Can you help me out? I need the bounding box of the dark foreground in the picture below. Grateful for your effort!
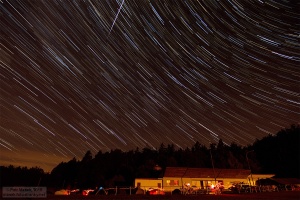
[43,191,300,200]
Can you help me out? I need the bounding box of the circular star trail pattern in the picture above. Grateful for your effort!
[0,0,299,171]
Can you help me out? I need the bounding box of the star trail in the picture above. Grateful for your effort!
[0,0,299,171]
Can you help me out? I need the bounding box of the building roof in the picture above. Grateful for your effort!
[217,168,250,179]
[271,178,300,185]
[164,167,187,177]
[164,167,250,179]
[135,178,163,180]
[251,174,275,179]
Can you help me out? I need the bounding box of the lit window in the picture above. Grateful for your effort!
[166,180,170,186]
[174,180,179,186]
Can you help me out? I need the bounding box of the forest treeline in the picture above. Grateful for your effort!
[1,124,299,189]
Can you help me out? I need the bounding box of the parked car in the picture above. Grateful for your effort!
[228,183,250,193]
[54,189,70,195]
[82,189,95,196]
[147,188,165,195]
[70,189,80,195]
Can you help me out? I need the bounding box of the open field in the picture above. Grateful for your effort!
[44,191,300,200]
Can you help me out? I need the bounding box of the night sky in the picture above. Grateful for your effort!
[1,0,299,172]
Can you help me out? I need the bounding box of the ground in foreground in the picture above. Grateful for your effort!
[45,191,300,200]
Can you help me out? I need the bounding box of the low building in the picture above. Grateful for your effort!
[134,167,276,193]
[271,178,300,190]
[250,174,275,185]
[134,178,163,191]
[163,167,251,192]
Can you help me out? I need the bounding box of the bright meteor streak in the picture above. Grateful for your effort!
[108,0,125,36]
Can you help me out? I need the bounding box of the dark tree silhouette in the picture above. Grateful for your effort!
[0,165,45,187]
[1,124,299,188]
[252,124,300,178]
